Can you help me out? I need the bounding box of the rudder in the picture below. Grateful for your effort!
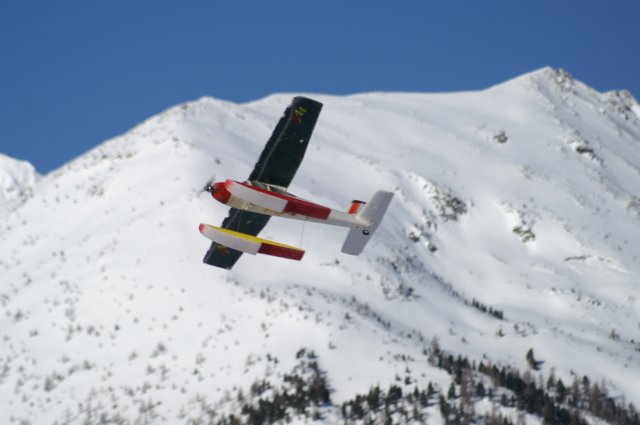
[341,190,393,255]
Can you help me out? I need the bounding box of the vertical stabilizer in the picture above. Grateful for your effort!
[341,191,393,255]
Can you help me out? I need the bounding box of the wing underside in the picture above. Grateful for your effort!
[248,96,323,188]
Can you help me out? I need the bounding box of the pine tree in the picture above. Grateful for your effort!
[427,382,435,397]
[476,382,486,398]
[429,336,441,365]
[367,385,381,411]
[590,382,602,416]
[420,388,429,407]
[546,369,556,390]
[460,369,475,424]
[526,348,538,370]
[448,382,456,400]
[556,379,566,404]
[439,394,450,422]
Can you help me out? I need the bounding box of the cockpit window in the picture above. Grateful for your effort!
[247,180,290,195]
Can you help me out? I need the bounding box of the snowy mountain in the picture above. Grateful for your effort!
[0,153,39,216]
[1,67,639,424]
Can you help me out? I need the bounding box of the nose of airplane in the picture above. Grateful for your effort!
[211,181,231,204]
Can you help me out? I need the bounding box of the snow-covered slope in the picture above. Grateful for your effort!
[0,153,39,215]
[1,67,639,424]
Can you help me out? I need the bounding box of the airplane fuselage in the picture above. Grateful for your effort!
[210,179,370,229]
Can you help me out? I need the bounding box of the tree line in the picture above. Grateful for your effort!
[211,344,639,425]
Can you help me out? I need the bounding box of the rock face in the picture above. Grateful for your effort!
[1,68,639,424]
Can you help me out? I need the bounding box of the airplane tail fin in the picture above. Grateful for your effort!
[341,190,394,255]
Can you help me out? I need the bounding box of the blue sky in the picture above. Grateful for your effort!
[1,0,639,174]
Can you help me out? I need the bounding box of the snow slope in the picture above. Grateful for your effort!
[1,67,639,424]
[0,153,39,216]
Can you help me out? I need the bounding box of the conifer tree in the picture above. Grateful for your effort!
[526,348,538,370]
[448,382,456,400]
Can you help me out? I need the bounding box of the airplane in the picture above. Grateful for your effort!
[199,96,393,270]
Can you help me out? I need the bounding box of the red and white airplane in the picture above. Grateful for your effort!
[199,97,393,269]
[201,179,393,260]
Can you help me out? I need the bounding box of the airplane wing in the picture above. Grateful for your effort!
[248,96,323,188]
[202,95,323,269]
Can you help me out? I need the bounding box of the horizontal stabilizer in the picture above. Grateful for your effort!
[341,190,393,255]
[199,224,304,261]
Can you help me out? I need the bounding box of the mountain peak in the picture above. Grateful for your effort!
[1,71,640,424]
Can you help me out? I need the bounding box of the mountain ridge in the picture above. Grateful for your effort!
[1,67,639,424]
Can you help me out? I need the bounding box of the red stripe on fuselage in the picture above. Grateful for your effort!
[283,199,331,219]
[233,180,331,220]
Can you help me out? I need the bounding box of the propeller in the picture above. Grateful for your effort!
[203,174,216,193]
